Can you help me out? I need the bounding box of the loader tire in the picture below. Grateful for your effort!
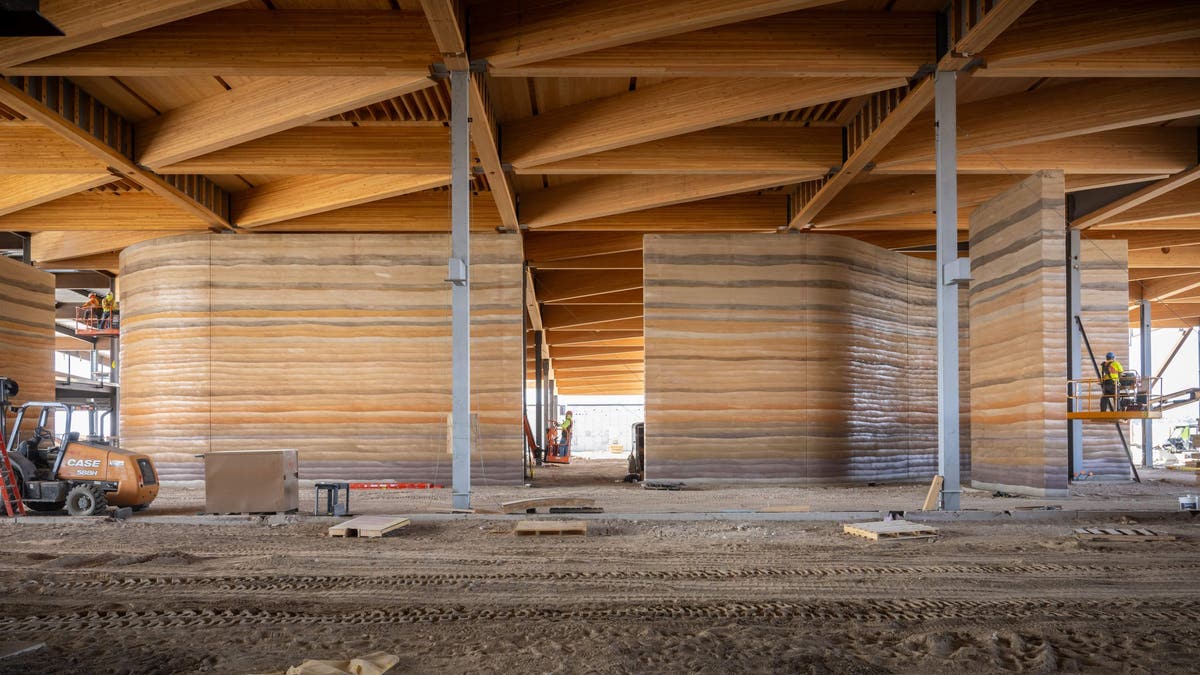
[65,484,108,516]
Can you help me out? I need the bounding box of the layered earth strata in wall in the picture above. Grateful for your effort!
[119,233,523,483]
[969,170,1069,497]
[643,232,955,483]
[0,257,54,440]
[1080,240,1131,478]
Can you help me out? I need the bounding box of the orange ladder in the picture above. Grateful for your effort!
[0,438,25,516]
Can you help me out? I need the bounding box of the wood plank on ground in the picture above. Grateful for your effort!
[843,520,939,541]
[514,520,588,536]
[757,505,812,513]
[1073,527,1176,542]
[328,515,410,538]
[922,475,944,511]
[501,497,596,514]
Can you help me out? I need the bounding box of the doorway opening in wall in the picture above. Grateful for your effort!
[524,394,644,489]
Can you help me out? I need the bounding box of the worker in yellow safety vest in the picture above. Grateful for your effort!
[100,292,117,329]
[1100,351,1123,412]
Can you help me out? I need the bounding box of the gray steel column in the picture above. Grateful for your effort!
[935,69,961,511]
[1067,230,1083,477]
[1140,299,1152,467]
[534,331,544,444]
[449,70,471,510]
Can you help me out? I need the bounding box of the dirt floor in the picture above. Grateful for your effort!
[2,459,1200,674]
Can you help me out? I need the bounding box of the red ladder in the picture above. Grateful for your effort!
[0,437,26,517]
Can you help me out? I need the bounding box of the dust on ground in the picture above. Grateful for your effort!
[2,459,1199,674]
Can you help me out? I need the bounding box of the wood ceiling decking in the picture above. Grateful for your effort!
[1,0,1199,395]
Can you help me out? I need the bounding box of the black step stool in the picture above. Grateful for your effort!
[314,482,351,516]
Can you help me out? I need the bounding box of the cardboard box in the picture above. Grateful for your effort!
[203,449,299,513]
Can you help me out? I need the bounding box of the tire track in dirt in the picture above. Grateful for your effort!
[3,598,1198,632]
[5,560,1195,596]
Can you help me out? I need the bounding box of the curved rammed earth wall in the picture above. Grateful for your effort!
[643,233,956,483]
[0,257,55,438]
[119,233,523,483]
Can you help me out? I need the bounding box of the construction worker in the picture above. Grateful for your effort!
[1100,352,1123,412]
[80,293,101,327]
[559,410,573,443]
[100,291,117,329]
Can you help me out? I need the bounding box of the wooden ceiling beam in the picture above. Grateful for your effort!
[524,173,806,229]
[1129,248,1200,270]
[1130,268,1200,283]
[789,76,934,229]
[982,0,1200,68]
[5,11,436,75]
[0,123,108,173]
[1131,273,1200,302]
[948,0,1039,58]
[813,174,1149,228]
[541,305,642,330]
[491,11,934,78]
[1086,232,1200,252]
[1091,215,1200,231]
[551,345,644,360]
[0,76,230,228]
[0,174,116,216]
[5,11,437,76]
[233,174,450,229]
[1073,166,1200,231]
[541,194,786,232]
[135,76,435,169]
[34,253,119,273]
[158,127,449,175]
[524,232,644,262]
[816,210,969,232]
[419,1,519,230]
[876,79,1200,170]
[503,77,905,170]
[977,38,1200,78]
[0,191,211,231]
[544,330,643,346]
[529,251,644,270]
[874,127,1197,176]
[251,192,501,232]
[30,231,169,264]
[523,127,841,175]
[1086,180,1200,228]
[543,289,644,306]
[547,359,644,371]
[472,0,844,69]
[0,0,244,68]
[535,269,644,303]
[813,174,1021,228]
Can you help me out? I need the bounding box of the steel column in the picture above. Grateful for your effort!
[1067,230,1083,477]
[1140,299,1152,467]
[935,69,961,511]
[449,70,471,510]
[534,331,544,445]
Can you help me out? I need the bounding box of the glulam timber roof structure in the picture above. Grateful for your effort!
[1,0,1199,395]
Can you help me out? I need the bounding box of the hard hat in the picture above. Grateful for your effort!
[1106,352,1115,360]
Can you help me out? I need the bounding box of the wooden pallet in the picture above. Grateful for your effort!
[1073,527,1176,542]
[328,515,410,538]
[843,520,939,541]
[514,520,587,536]
[501,497,596,514]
